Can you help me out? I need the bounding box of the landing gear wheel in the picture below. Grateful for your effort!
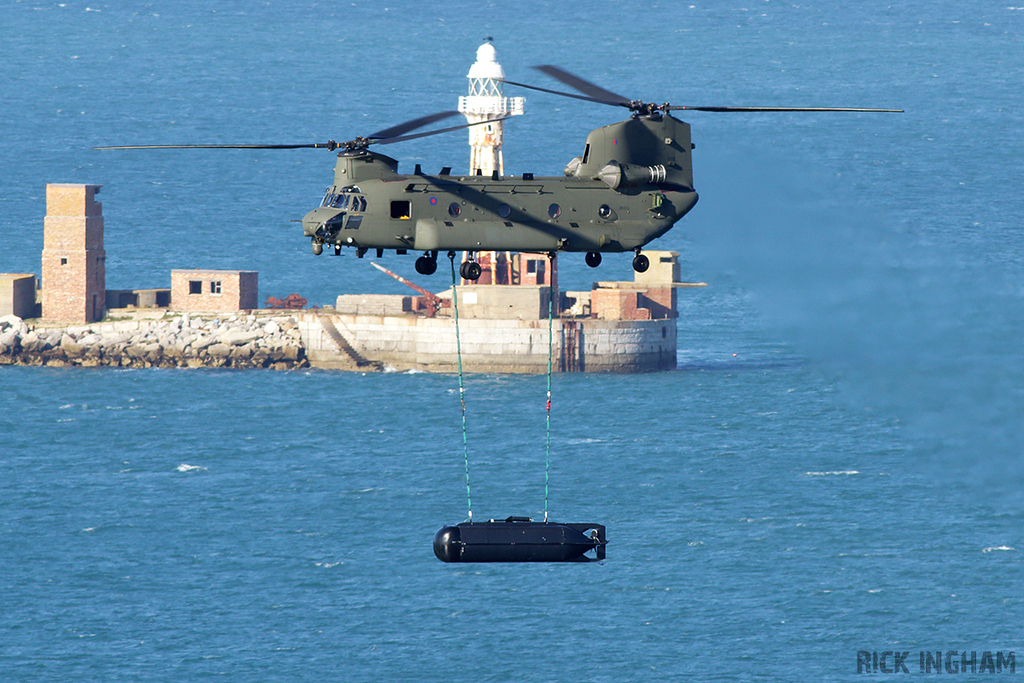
[460,260,482,281]
[312,241,323,256]
[415,255,438,275]
[632,253,650,273]
[585,252,602,268]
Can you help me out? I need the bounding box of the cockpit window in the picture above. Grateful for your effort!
[322,188,364,210]
[582,143,591,164]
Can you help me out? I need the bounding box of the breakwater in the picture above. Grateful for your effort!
[0,306,678,373]
[0,312,307,369]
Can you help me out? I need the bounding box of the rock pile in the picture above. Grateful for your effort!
[0,313,308,369]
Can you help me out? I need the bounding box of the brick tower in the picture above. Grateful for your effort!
[41,184,106,322]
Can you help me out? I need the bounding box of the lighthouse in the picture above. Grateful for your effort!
[458,39,524,176]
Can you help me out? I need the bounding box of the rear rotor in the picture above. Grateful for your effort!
[502,64,903,116]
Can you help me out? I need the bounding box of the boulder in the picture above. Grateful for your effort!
[0,330,19,349]
[61,334,84,358]
[218,329,263,346]
[20,331,40,351]
[191,335,215,351]
[0,314,24,330]
[207,343,232,358]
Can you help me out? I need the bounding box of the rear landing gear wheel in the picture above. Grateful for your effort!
[585,252,602,268]
[632,253,650,273]
[415,255,438,275]
[460,260,482,281]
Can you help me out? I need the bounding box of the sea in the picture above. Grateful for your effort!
[2,1,1023,680]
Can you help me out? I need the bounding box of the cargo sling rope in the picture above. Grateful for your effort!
[447,251,556,522]
[448,251,473,522]
[436,252,607,563]
[543,253,554,523]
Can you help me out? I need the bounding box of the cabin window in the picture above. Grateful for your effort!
[391,200,411,219]
[548,204,561,219]
[498,204,511,218]
[449,202,461,218]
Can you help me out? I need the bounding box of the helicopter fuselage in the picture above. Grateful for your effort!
[302,113,699,261]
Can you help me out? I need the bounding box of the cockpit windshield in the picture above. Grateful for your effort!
[321,186,366,211]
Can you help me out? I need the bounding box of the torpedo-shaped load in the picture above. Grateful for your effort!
[433,516,607,563]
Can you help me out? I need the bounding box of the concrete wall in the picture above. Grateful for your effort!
[335,294,411,316]
[634,250,680,285]
[453,284,552,320]
[107,288,171,309]
[0,274,38,318]
[299,312,675,373]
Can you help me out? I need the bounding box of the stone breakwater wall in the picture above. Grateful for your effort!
[0,312,307,369]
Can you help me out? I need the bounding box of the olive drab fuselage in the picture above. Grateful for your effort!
[302,113,699,256]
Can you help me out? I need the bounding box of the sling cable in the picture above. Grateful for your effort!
[433,251,607,563]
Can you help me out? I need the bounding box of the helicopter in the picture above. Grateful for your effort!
[98,65,901,281]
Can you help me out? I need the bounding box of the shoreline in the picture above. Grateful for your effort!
[0,310,308,370]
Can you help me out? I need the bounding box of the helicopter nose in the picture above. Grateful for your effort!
[302,207,345,238]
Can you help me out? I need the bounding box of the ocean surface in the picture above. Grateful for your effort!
[3,1,1023,680]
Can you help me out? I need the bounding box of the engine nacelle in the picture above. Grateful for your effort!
[598,162,668,190]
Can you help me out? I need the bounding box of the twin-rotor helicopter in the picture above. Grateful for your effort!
[98,65,900,281]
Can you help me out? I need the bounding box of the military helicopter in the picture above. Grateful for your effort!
[98,65,900,281]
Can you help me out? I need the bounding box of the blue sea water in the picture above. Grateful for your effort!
[2,1,1024,680]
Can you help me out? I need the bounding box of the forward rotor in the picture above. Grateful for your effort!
[95,111,508,152]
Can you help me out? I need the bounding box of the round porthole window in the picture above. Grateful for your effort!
[548,203,561,219]
[498,203,511,218]
[598,204,612,219]
[448,202,461,218]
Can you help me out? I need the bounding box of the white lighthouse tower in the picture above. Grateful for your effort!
[458,39,524,176]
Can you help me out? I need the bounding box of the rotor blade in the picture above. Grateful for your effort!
[368,110,461,140]
[94,142,337,150]
[532,65,632,107]
[500,77,630,108]
[665,105,904,113]
[371,116,509,145]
